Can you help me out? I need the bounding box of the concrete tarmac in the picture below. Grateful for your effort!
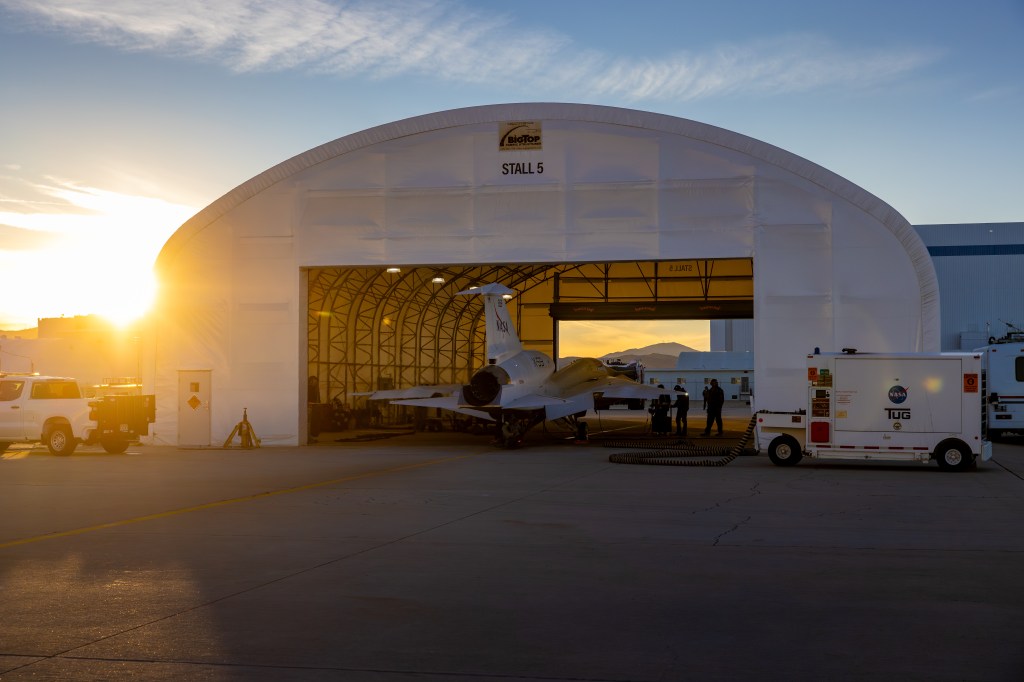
[2,418,1024,681]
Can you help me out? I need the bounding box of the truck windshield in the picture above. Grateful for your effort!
[30,382,82,399]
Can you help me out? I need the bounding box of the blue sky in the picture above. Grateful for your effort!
[0,0,1022,345]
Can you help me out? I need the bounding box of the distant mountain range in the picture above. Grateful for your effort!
[561,341,698,369]
[602,341,697,358]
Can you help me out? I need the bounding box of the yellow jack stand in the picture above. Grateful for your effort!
[224,408,261,449]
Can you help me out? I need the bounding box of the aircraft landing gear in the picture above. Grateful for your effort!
[496,412,543,448]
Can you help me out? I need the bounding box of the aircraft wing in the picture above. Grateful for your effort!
[390,396,494,421]
[501,393,571,410]
[536,377,669,421]
[553,375,670,403]
[590,377,671,401]
[355,384,462,400]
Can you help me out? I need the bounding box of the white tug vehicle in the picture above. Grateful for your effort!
[757,349,991,472]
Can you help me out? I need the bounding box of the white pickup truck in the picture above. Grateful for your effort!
[0,374,155,455]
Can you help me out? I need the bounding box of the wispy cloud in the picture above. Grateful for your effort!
[2,0,940,101]
[0,176,194,243]
[966,84,1020,103]
[588,36,941,101]
[0,223,60,250]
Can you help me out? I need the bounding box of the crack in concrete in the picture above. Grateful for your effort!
[713,514,752,546]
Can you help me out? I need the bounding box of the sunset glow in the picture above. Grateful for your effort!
[0,180,195,329]
[559,320,711,357]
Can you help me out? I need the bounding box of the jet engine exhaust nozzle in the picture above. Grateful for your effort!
[463,367,505,406]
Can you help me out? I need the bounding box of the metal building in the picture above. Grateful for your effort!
[916,222,1024,350]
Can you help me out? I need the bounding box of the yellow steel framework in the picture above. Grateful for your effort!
[306,259,752,404]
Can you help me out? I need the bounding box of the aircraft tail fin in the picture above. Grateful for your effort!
[457,283,521,362]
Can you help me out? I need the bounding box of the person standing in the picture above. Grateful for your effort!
[673,385,689,436]
[650,385,671,435]
[702,385,709,411]
[702,378,725,436]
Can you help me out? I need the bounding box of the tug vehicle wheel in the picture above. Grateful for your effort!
[768,434,802,466]
[935,440,975,472]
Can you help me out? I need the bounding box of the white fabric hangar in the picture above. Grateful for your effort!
[151,103,938,447]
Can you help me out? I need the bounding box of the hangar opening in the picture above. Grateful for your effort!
[306,259,753,417]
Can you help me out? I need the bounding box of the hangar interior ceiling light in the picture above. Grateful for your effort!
[386,267,401,274]
[432,276,445,284]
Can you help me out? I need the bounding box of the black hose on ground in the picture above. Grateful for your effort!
[607,414,758,467]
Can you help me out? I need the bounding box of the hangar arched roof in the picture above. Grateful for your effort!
[157,103,936,319]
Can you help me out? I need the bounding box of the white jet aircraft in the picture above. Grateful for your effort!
[362,283,672,447]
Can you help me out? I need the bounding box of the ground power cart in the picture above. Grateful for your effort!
[758,351,992,471]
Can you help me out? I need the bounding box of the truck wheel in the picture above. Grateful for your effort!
[100,437,130,454]
[768,434,802,466]
[935,440,975,472]
[46,425,78,456]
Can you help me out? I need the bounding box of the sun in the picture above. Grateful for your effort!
[95,271,159,327]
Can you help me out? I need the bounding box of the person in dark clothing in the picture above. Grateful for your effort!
[673,385,689,436]
[651,385,672,435]
[702,385,709,411]
[702,378,725,436]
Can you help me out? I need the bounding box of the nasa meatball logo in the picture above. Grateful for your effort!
[888,385,908,404]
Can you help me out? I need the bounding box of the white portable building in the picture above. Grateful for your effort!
[645,352,754,402]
